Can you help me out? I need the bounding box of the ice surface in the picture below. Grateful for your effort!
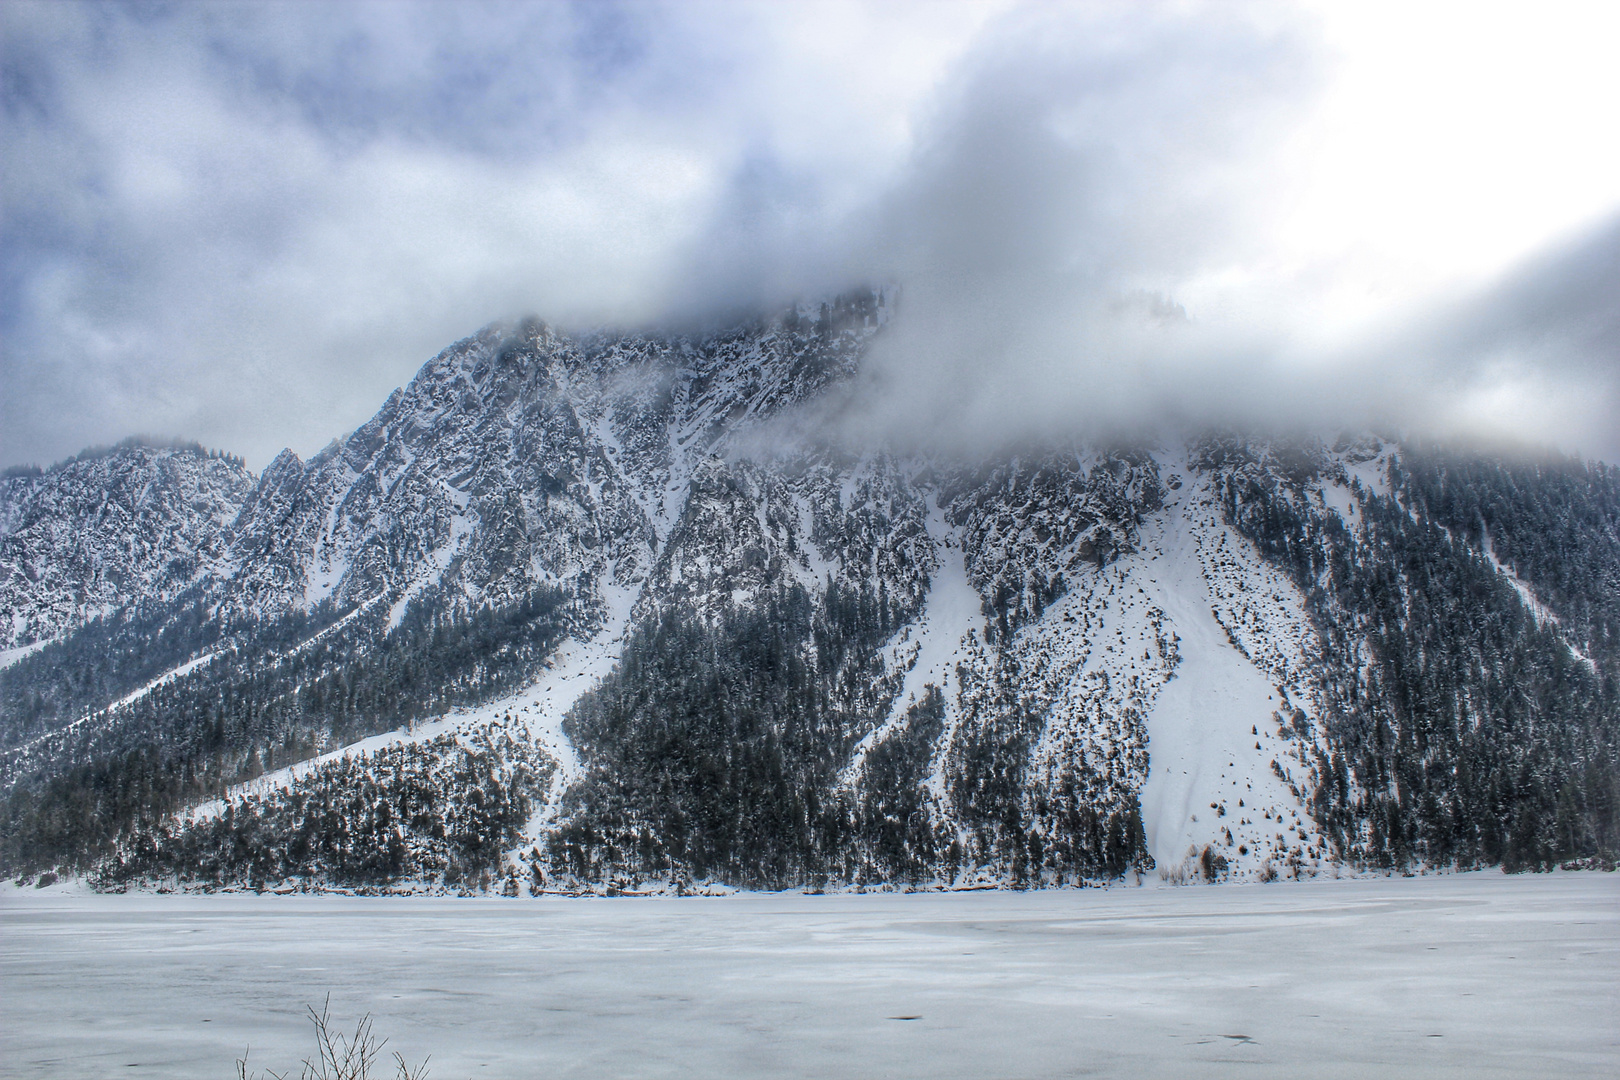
[2,873,1615,1079]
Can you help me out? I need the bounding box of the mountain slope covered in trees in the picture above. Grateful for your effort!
[3,292,1615,891]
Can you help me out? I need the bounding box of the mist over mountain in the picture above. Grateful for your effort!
[2,293,1615,893]
[5,2,1618,471]
[3,1,1615,894]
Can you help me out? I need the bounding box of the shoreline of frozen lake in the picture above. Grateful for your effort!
[3,872,1616,1079]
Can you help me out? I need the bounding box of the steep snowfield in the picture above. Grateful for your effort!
[512,580,638,831]
[1136,466,1315,880]
[901,507,981,704]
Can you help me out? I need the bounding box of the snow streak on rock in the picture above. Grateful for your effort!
[0,443,253,648]
[1137,459,1323,882]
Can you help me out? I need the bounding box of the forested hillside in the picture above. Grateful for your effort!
[1206,437,1619,873]
[2,298,1614,891]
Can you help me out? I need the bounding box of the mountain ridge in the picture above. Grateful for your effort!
[3,291,1616,891]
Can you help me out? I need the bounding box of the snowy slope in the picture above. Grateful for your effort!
[851,496,981,784]
[1136,461,1321,881]
[9,296,1614,892]
[0,443,254,648]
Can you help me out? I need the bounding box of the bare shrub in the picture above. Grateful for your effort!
[236,997,429,1080]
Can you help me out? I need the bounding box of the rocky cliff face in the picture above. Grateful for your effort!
[2,291,1615,890]
[214,294,886,628]
[0,443,254,651]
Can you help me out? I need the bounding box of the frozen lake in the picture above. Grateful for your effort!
[3,873,1616,1079]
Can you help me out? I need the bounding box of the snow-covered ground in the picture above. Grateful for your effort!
[3,872,1614,1079]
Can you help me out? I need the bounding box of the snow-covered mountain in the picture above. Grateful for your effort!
[0,441,254,654]
[2,290,1616,891]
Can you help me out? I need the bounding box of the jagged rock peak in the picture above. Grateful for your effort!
[0,441,256,649]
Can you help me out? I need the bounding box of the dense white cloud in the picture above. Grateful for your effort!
[2,0,1616,470]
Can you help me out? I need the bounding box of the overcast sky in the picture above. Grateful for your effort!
[3,0,1617,470]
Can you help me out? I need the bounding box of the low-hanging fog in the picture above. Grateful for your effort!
[3,0,1617,470]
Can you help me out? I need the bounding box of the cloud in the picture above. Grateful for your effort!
[1,1,725,468]
[2,0,992,469]
[2,0,1616,472]
[821,3,1322,451]
[1366,215,1620,463]
[789,2,1620,464]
